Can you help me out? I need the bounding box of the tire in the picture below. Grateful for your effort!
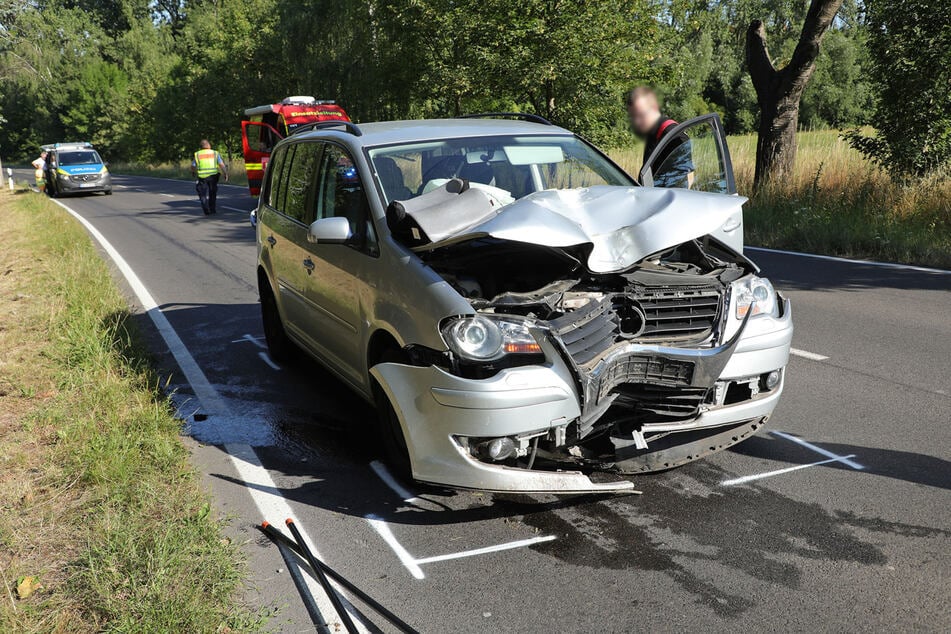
[260,281,294,363]
[104,189,112,195]
[373,350,412,478]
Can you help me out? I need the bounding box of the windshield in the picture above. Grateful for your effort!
[58,150,102,166]
[367,135,633,205]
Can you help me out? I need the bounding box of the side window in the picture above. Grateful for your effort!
[266,145,291,210]
[283,143,320,223]
[314,144,376,252]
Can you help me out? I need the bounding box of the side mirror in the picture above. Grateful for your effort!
[307,216,352,244]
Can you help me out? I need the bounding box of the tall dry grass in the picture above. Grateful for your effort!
[609,130,951,269]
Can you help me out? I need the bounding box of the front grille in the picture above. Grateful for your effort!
[549,284,723,367]
[635,286,721,342]
[72,174,99,182]
[613,384,709,420]
[596,355,694,400]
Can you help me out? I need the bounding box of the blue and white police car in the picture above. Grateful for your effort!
[43,142,112,197]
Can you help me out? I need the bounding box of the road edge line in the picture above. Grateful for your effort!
[745,246,951,275]
[49,197,361,632]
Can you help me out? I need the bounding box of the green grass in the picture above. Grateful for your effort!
[609,129,951,269]
[0,190,263,632]
[113,159,249,189]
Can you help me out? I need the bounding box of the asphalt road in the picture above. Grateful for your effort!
[19,172,951,633]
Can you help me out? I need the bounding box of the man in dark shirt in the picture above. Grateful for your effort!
[626,86,694,188]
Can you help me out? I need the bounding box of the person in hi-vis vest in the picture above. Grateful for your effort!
[190,139,228,215]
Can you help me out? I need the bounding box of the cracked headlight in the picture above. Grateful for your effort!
[441,316,542,361]
[732,276,779,319]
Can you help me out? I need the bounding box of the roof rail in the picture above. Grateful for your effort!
[458,112,554,126]
[290,120,363,137]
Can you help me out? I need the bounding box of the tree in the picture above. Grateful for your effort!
[845,0,951,176]
[745,0,842,187]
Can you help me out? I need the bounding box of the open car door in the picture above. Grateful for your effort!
[639,113,743,253]
[241,120,284,196]
[639,113,736,195]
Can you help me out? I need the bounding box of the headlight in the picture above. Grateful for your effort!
[732,276,779,319]
[441,316,542,361]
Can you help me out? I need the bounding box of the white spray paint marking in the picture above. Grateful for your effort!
[369,460,422,504]
[790,348,830,361]
[365,513,556,580]
[366,515,425,579]
[51,198,357,632]
[258,351,281,371]
[771,430,865,470]
[414,536,557,565]
[231,334,265,347]
[721,455,858,486]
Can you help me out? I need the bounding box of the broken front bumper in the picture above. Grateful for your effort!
[371,297,792,493]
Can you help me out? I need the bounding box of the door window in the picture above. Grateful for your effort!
[266,144,292,210]
[282,143,320,223]
[640,114,736,194]
[314,144,376,251]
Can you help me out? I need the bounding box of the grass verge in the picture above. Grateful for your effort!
[0,190,261,632]
[610,129,951,269]
[113,159,249,189]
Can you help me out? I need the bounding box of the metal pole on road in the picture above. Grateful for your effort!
[285,518,359,634]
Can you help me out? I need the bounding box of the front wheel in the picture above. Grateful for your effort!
[260,282,294,363]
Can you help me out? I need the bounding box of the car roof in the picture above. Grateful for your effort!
[290,118,575,147]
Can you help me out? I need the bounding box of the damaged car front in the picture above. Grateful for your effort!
[359,116,793,493]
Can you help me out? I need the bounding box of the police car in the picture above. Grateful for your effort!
[43,142,112,197]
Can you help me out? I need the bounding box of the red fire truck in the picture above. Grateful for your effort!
[241,96,350,196]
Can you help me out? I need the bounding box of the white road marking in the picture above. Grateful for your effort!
[258,351,281,371]
[413,536,557,565]
[789,348,829,361]
[160,193,176,197]
[771,430,865,470]
[50,198,357,632]
[366,515,425,579]
[369,460,422,504]
[222,205,254,213]
[721,455,858,486]
[366,512,556,580]
[233,333,266,348]
[746,246,951,275]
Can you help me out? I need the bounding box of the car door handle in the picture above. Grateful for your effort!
[266,235,277,247]
[302,258,315,272]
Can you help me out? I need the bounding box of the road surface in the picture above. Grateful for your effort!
[18,172,951,632]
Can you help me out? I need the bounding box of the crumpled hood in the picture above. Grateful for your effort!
[419,185,746,273]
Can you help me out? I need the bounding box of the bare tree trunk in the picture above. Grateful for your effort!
[746,0,843,188]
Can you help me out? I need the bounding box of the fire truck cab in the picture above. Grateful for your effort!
[241,96,350,196]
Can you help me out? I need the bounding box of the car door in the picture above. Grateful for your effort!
[299,142,380,388]
[639,113,744,252]
[260,143,320,340]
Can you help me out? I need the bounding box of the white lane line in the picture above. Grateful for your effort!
[366,515,425,579]
[258,351,281,371]
[789,348,829,361]
[369,460,422,504]
[222,205,254,213]
[413,536,557,565]
[160,193,176,197]
[746,246,951,275]
[366,511,556,580]
[721,455,858,486]
[771,430,865,470]
[50,198,356,632]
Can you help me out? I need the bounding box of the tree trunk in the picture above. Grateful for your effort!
[746,0,843,188]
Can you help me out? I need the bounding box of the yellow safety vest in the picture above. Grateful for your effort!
[194,149,220,178]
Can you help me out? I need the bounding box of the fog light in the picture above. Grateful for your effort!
[482,437,516,461]
[764,370,781,390]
